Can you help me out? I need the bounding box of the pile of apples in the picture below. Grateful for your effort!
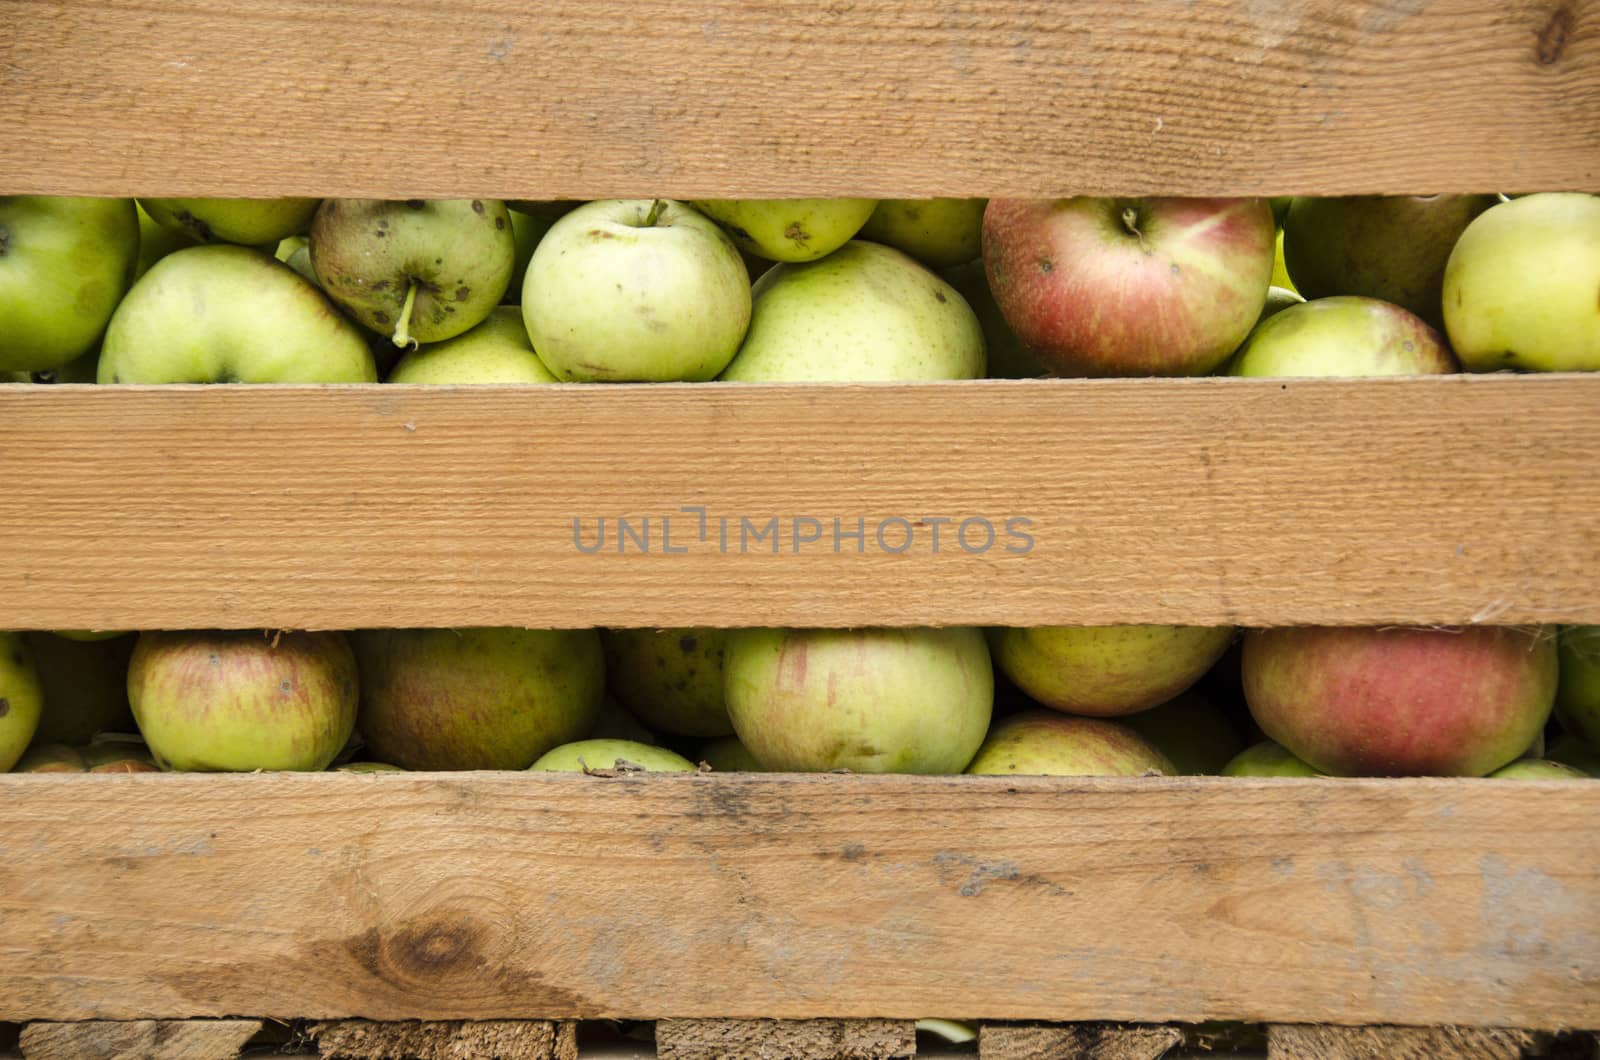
[2,190,1597,384]
[2,622,1598,781]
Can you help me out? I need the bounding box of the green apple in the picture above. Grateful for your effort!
[724,627,992,774]
[311,198,515,347]
[354,628,603,771]
[1269,228,1295,292]
[721,241,985,381]
[941,260,1046,378]
[1489,758,1589,780]
[698,734,767,772]
[1118,691,1243,775]
[98,245,377,383]
[1222,740,1323,777]
[1555,625,1600,747]
[135,201,197,279]
[989,625,1234,717]
[140,197,320,246]
[387,306,559,384]
[857,198,985,268]
[128,630,358,772]
[12,743,86,773]
[530,738,694,773]
[1548,736,1600,776]
[274,235,318,285]
[693,197,877,262]
[502,209,556,306]
[1,196,139,372]
[966,710,1173,776]
[0,632,45,772]
[601,627,733,738]
[522,199,751,381]
[23,631,136,745]
[1283,194,1495,328]
[587,694,656,744]
[1442,192,1600,371]
[335,761,406,773]
[1228,296,1457,377]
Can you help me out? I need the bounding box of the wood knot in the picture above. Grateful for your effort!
[1536,5,1572,65]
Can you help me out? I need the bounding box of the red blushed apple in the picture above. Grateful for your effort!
[1242,626,1557,777]
[983,197,1275,376]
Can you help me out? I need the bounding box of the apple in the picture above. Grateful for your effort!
[311,198,515,347]
[1227,296,1457,377]
[354,628,603,771]
[699,734,767,772]
[135,201,197,279]
[720,241,984,381]
[1118,691,1244,775]
[128,630,358,772]
[1548,736,1600,776]
[82,738,159,773]
[1555,625,1600,747]
[274,235,318,286]
[1242,626,1558,777]
[140,197,320,246]
[1222,740,1323,777]
[692,198,877,262]
[857,198,985,268]
[335,761,406,773]
[0,632,44,772]
[1490,758,1588,780]
[1,196,139,372]
[521,199,751,381]
[601,628,733,738]
[965,710,1173,776]
[23,631,136,746]
[725,627,993,773]
[530,738,694,773]
[54,630,128,642]
[941,260,1046,378]
[12,743,85,773]
[98,245,377,383]
[983,197,1274,376]
[1442,192,1600,371]
[502,209,556,306]
[1257,285,1304,323]
[989,625,1234,717]
[587,694,656,745]
[1283,195,1495,328]
[387,306,560,384]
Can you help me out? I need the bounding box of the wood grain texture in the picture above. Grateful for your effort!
[0,773,1594,1027]
[308,1019,577,1060]
[655,1018,915,1059]
[1,0,1595,200]
[16,1019,262,1060]
[1,376,1598,631]
[978,1022,1183,1060]
[1264,1023,1541,1058]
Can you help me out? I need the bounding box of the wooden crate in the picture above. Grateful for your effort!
[2,0,1599,1046]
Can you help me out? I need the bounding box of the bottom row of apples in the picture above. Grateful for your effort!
[2,624,1597,781]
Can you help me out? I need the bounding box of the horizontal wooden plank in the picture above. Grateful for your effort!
[1,376,1598,630]
[0,773,1595,1026]
[1,0,1595,200]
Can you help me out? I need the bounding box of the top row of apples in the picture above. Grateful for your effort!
[3,191,1597,384]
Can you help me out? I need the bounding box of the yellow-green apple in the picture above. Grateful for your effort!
[135,201,196,278]
[941,260,1046,378]
[1270,229,1295,293]
[1118,691,1243,774]
[128,630,358,772]
[0,632,45,771]
[1555,625,1600,747]
[988,625,1234,717]
[858,198,985,268]
[274,234,317,285]
[724,627,992,773]
[98,245,377,383]
[23,631,136,745]
[1548,736,1600,776]
[387,306,560,384]
[529,738,694,772]
[692,197,877,262]
[1222,740,1322,777]
[311,198,514,347]
[698,734,767,772]
[1,196,139,372]
[965,711,1173,776]
[12,743,85,773]
[502,209,556,306]
[1227,296,1456,377]
[983,197,1274,376]
[522,199,751,381]
[1443,192,1600,371]
[335,761,406,772]
[140,197,320,245]
[1283,195,1495,328]
[587,694,656,744]
[1257,285,1304,324]
[720,241,984,381]
[1490,758,1588,780]
[601,627,733,738]
[1242,626,1557,777]
[354,628,603,771]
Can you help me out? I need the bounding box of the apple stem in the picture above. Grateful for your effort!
[1120,206,1151,252]
[643,199,668,227]
[392,282,420,349]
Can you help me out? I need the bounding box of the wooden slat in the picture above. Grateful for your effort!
[0,773,1595,1027]
[655,1019,916,1059]
[1264,1024,1542,1059]
[1,0,1595,200]
[978,1022,1184,1060]
[307,1019,578,1060]
[1,376,1597,631]
[16,1019,263,1060]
